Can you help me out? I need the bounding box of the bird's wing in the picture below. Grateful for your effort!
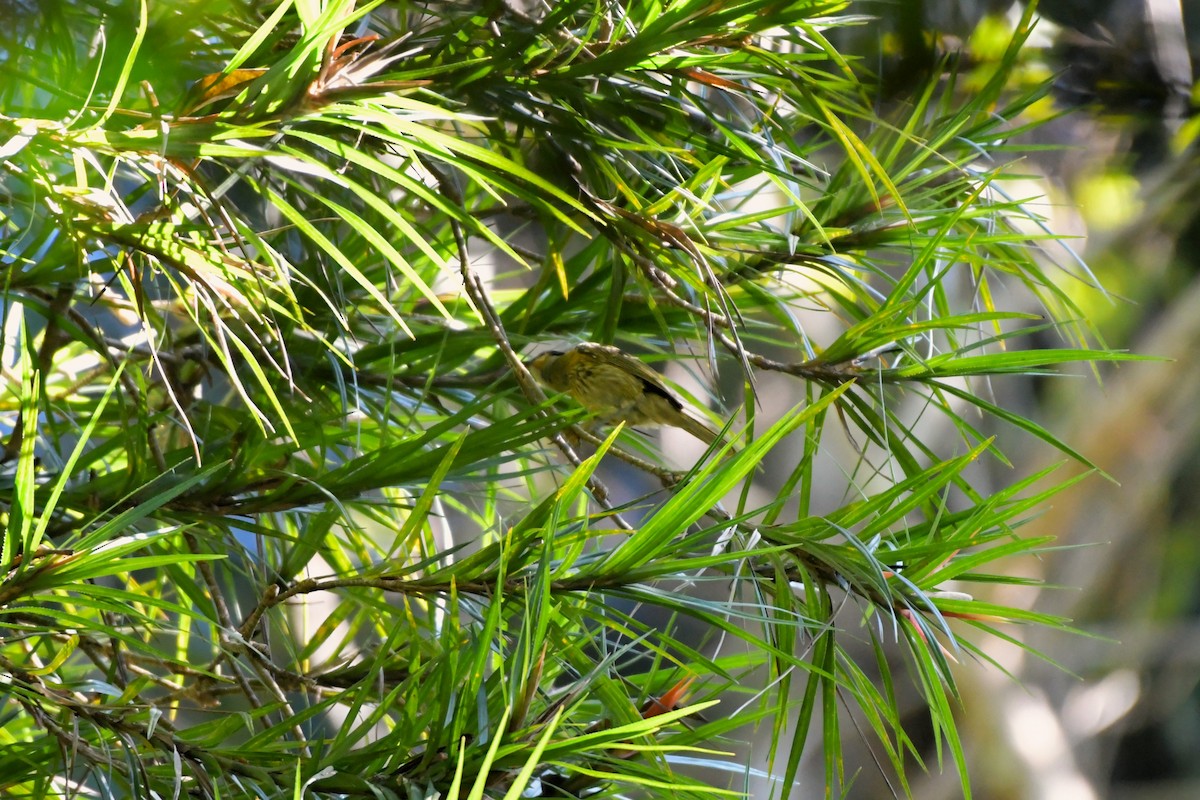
[576,343,681,407]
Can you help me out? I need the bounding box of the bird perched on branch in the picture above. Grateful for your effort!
[526,343,729,447]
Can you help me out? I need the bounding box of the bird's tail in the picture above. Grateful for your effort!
[677,413,733,451]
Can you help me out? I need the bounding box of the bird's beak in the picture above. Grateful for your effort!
[524,353,546,379]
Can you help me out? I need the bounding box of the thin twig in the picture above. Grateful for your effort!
[434,172,633,522]
[627,263,876,385]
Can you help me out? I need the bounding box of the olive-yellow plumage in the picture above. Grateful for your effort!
[526,343,726,446]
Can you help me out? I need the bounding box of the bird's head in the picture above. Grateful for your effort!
[525,350,564,384]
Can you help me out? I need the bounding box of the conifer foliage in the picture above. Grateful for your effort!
[0,2,1126,798]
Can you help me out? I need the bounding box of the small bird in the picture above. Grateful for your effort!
[526,343,727,447]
